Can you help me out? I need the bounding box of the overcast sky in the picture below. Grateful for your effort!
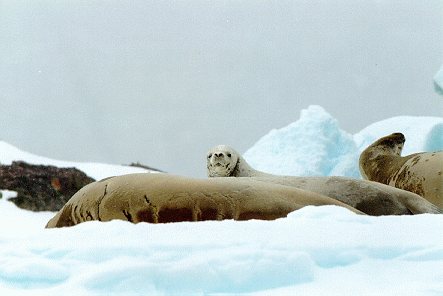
[1,0,442,178]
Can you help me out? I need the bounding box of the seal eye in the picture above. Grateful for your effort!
[227,153,231,158]
[207,154,212,159]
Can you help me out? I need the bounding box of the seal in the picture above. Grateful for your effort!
[45,173,363,228]
[207,145,273,178]
[206,145,443,215]
[359,132,443,208]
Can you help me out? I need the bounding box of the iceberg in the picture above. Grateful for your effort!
[243,105,443,179]
[434,64,443,96]
[243,105,361,178]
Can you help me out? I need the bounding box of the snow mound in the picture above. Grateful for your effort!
[243,105,361,178]
[0,141,156,181]
[0,201,441,295]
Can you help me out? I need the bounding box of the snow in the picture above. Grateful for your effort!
[1,106,443,295]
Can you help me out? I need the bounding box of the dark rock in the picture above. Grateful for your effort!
[0,161,95,212]
[127,162,165,173]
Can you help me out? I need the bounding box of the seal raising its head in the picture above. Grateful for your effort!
[206,145,272,177]
[206,144,443,215]
[359,132,443,208]
[358,132,405,180]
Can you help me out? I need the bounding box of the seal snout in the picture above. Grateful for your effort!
[214,152,226,159]
[367,132,405,156]
[390,132,406,144]
[207,150,233,165]
[208,152,227,165]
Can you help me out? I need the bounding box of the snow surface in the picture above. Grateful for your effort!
[1,106,443,295]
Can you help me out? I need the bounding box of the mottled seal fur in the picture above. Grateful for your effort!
[45,173,363,228]
[206,145,443,215]
[359,132,443,208]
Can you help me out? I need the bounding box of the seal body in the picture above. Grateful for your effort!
[45,173,362,228]
[359,133,443,208]
[206,145,443,215]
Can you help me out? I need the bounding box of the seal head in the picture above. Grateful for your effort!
[206,145,273,177]
[359,132,405,180]
[206,145,239,177]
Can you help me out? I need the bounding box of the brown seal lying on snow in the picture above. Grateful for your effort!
[359,132,443,208]
[206,145,443,215]
[45,173,363,228]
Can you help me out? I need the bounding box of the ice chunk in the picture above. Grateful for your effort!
[434,64,443,96]
[243,105,360,178]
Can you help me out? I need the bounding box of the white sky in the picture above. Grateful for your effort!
[1,0,442,177]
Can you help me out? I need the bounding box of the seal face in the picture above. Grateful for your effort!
[373,132,405,156]
[206,144,443,215]
[206,145,273,178]
[359,133,443,208]
[206,145,239,177]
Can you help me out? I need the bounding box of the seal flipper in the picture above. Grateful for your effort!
[402,195,443,214]
[45,204,75,228]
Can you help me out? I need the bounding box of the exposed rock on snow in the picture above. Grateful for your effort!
[126,162,165,173]
[0,161,95,211]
